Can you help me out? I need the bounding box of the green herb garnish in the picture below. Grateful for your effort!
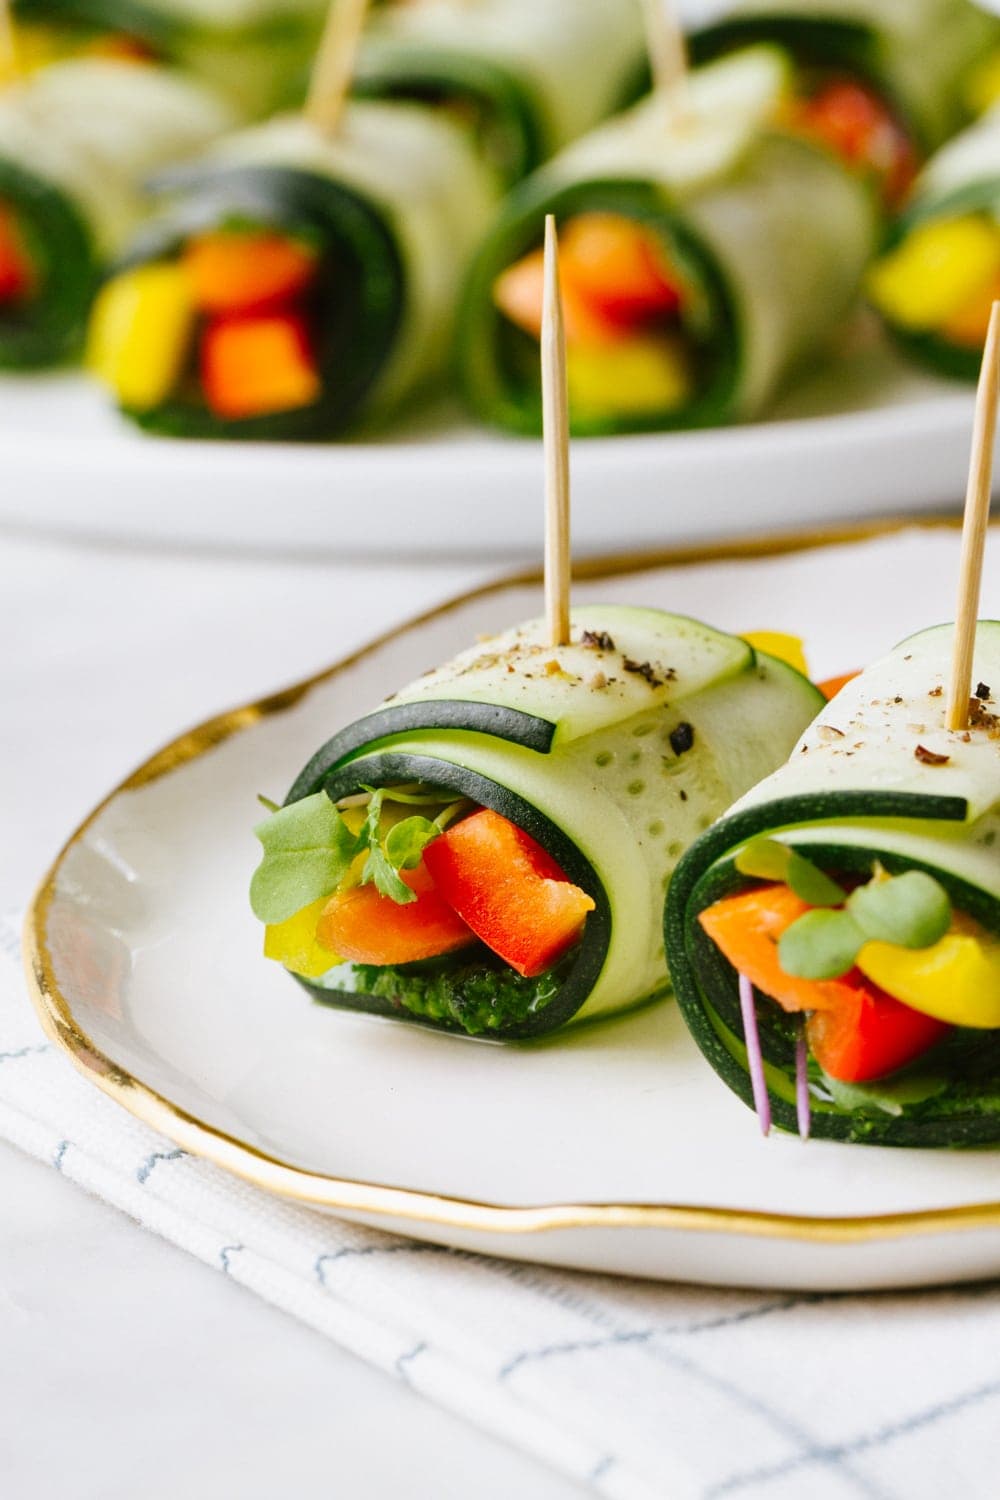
[251,786,466,920]
[777,868,953,981]
[250,792,361,923]
[735,836,845,906]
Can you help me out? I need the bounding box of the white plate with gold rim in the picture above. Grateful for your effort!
[24,522,1000,1291]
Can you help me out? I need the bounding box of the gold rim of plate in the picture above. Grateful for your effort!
[23,515,1000,1247]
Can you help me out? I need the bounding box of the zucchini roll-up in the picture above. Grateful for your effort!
[867,109,1000,379]
[87,102,501,438]
[457,48,880,436]
[13,0,326,117]
[353,0,647,184]
[0,59,233,369]
[250,607,822,1039]
[666,623,1000,1146]
[692,0,999,196]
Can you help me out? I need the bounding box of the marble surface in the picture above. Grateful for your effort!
[1,530,584,1500]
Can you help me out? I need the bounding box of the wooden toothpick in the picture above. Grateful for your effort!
[541,214,571,648]
[946,300,1000,731]
[304,0,370,136]
[640,0,689,116]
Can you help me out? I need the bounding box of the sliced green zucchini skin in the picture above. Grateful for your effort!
[352,48,543,185]
[13,0,325,117]
[353,0,647,185]
[691,1,1000,154]
[0,59,232,368]
[456,58,879,436]
[0,158,98,369]
[874,113,1000,380]
[277,605,824,1040]
[665,623,1000,1146]
[284,700,556,807]
[108,102,500,439]
[118,166,405,441]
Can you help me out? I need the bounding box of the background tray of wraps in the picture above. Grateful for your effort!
[0,332,989,557]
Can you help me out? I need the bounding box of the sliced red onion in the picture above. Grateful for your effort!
[738,972,771,1136]
[795,1027,811,1142]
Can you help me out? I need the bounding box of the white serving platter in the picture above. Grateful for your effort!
[0,332,993,558]
[24,524,1000,1291]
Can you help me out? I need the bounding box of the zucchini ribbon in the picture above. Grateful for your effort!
[869,110,1000,379]
[0,59,233,368]
[666,623,1000,1146]
[101,102,502,438]
[456,48,880,435]
[277,606,822,1039]
[354,0,648,184]
[691,0,999,155]
[13,0,327,116]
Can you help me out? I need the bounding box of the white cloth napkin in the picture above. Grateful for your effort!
[3,912,999,1500]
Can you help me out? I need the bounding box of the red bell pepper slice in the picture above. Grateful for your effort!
[700,883,951,1083]
[0,206,36,305]
[791,78,917,207]
[806,978,951,1083]
[422,808,595,977]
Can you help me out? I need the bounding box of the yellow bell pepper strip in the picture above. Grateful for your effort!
[964,48,1000,116]
[741,632,809,678]
[858,921,1000,1029]
[866,215,1000,332]
[567,336,691,417]
[264,896,340,979]
[87,262,194,411]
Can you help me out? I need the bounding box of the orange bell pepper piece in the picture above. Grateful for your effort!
[200,313,321,420]
[816,670,859,701]
[184,231,318,316]
[560,213,682,326]
[315,864,476,966]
